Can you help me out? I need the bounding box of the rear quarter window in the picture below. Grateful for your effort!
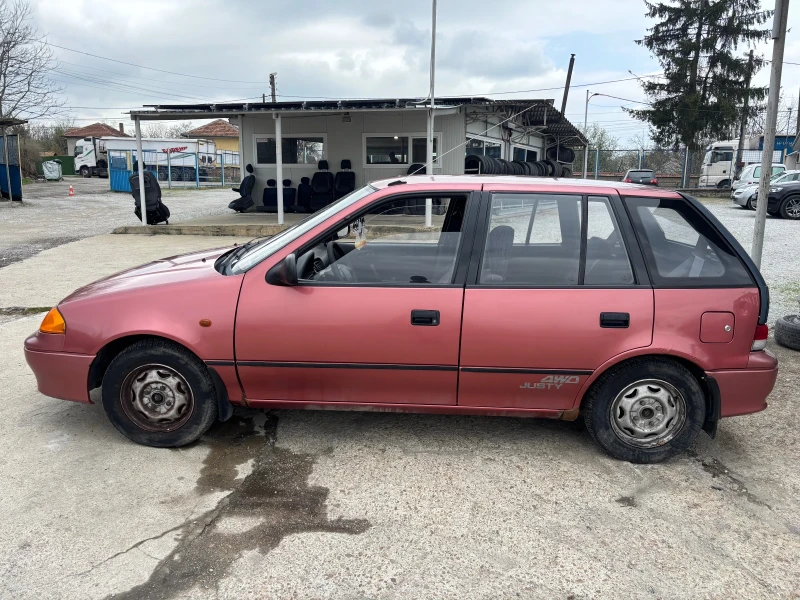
[625,197,754,287]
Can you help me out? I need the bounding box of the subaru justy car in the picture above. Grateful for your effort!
[25,176,777,463]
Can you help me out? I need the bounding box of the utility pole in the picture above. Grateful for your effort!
[734,49,754,180]
[753,0,790,268]
[425,0,438,227]
[262,93,266,103]
[583,89,590,179]
[269,73,277,103]
[561,54,576,115]
[796,86,800,134]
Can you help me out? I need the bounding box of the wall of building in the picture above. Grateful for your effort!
[239,109,465,207]
[209,137,239,152]
[465,109,545,160]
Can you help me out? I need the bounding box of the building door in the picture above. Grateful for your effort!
[458,191,654,410]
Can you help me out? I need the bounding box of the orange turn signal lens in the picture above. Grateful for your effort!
[39,307,66,334]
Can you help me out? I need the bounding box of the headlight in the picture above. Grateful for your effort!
[39,307,66,334]
[770,187,782,193]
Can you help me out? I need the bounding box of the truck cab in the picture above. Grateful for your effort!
[74,137,108,178]
[699,141,737,189]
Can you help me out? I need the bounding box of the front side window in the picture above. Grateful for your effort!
[255,136,325,165]
[626,197,753,286]
[74,145,83,156]
[298,195,467,285]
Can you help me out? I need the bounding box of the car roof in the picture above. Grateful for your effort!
[369,174,680,194]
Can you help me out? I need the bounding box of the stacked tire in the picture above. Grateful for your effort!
[465,152,576,179]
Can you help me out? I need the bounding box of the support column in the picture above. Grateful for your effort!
[2,126,11,201]
[134,118,147,226]
[238,115,245,180]
[274,113,284,225]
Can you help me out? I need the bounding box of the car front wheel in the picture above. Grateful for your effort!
[583,357,705,463]
[101,339,218,447]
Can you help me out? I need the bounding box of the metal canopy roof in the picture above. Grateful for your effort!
[0,118,29,127]
[130,97,587,147]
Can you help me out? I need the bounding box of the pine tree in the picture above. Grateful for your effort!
[630,0,771,151]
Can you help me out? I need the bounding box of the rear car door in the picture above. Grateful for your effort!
[458,188,654,410]
[233,188,480,406]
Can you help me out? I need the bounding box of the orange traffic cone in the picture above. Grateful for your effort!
[68,185,74,197]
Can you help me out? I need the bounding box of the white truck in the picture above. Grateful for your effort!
[75,137,217,181]
[699,139,782,188]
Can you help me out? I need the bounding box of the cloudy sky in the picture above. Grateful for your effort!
[27,0,800,145]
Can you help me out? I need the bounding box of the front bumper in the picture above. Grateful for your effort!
[731,192,750,206]
[25,332,94,403]
[709,351,778,418]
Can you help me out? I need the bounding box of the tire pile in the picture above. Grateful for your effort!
[464,146,576,178]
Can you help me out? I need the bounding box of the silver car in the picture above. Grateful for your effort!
[732,170,800,210]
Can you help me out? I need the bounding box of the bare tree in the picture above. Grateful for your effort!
[143,122,192,138]
[0,0,64,119]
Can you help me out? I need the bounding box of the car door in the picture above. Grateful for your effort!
[233,187,480,406]
[458,188,654,410]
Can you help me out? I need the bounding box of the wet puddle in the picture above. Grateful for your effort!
[110,409,370,600]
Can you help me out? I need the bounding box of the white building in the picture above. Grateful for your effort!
[129,97,586,210]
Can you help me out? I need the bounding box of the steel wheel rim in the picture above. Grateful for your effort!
[786,198,800,218]
[121,363,194,432]
[609,379,686,448]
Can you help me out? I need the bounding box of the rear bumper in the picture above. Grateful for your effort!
[24,347,94,404]
[708,351,778,418]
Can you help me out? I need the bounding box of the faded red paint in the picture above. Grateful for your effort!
[23,177,778,432]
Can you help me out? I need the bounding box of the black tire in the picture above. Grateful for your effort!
[101,339,218,447]
[80,166,90,178]
[583,357,706,463]
[745,196,754,210]
[544,159,560,177]
[775,315,800,350]
[717,179,731,189]
[561,165,573,178]
[779,195,800,220]
[464,155,481,174]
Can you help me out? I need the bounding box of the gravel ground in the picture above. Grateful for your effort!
[701,197,800,323]
[0,177,233,267]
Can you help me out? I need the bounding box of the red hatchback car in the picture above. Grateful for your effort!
[25,176,777,463]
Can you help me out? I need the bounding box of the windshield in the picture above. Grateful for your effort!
[703,151,712,165]
[771,172,793,184]
[231,184,376,274]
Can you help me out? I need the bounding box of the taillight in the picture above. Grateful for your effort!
[624,178,632,183]
[650,178,658,184]
[751,324,768,351]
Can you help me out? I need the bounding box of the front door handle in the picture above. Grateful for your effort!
[600,312,630,328]
[411,309,440,326]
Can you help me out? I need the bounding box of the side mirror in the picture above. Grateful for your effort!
[265,253,298,286]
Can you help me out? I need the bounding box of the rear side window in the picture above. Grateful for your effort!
[626,197,753,286]
[478,194,634,286]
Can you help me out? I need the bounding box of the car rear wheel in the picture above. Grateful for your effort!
[80,166,90,178]
[779,196,800,220]
[101,339,217,447]
[583,357,705,463]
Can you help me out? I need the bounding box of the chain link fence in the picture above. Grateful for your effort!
[573,148,707,188]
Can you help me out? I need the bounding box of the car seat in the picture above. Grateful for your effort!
[481,225,514,283]
[261,179,278,212]
[407,163,426,175]
[310,160,335,211]
[334,159,356,199]
[283,179,297,212]
[228,164,255,212]
[297,177,313,213]
[130,170,170,225]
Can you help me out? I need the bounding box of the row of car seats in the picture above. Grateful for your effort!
[260,159,355,213]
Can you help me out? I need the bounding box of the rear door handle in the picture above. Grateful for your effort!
[600,312,630,328]
[411,309,440,326]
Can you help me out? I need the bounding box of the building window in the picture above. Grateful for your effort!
[255,135,325,165]
[364,134,440,167]
[365,136,409,164]
[512,146,538,162]
[465,137,502,159]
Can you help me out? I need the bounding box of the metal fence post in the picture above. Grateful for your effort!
[639,149,644,169]
[221,152,225,187]
[195,153,199,188]
[594,149,599,180]
[167,151,172,189]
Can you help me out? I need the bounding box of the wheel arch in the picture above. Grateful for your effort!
[574,351,719,436]
[88,333,233,421]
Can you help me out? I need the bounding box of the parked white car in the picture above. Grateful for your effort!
[730,163,786,198]
[732,170,800,209]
